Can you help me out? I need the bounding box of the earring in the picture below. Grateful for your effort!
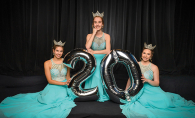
[149,58,152,62]
[140,57,142,61]
[102,26,104,28]
[53,52,55,56]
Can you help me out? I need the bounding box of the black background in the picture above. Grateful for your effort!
[0,0,194,76]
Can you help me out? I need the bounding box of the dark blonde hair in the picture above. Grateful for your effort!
[92,16,104,28]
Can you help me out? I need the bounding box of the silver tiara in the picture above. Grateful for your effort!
[144,42,156,50]
[53,40,65,46]
[92,11,104,18]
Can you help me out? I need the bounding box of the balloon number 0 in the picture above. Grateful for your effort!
[64,49,143,103]
[101,49,143,104]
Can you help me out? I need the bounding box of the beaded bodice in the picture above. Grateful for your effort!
[50,59,67,82]
[91,33,106,50]
[139,62,153,80]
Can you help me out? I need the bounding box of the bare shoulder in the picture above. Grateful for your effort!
[151,63,159,71]
[87,34,92,38]
[104,33,110,37]
[44,60,52,67]
[104,33,110,40]
[86,34,92,41]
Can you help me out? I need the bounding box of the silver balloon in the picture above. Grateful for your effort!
[63,48,98,101]
[101,49,143,104]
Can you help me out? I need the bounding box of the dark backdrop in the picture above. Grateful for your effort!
[0,0,194,76]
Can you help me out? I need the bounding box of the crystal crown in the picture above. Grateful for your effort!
[53,40,65,46]
[92,11,104,18]
[144,42,156,50]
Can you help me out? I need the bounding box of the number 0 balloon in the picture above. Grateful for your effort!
[101,49,143,104]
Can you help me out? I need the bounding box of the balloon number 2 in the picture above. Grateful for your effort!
[63,48,98,102]
[64,48,143,103]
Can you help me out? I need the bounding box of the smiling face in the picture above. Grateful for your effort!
[141,49,152,62]
[53,46,63,59]
[92,16,104,31]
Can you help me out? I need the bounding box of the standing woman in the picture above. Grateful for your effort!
[0,40,77,118]
[121,43,195,118]
[85,11,111,102]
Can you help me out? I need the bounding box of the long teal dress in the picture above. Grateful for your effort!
[0,59,77,118]
[120,62,195,118]
[85,33,110,102]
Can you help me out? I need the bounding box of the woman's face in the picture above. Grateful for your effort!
[142,49,152,62]
[53,46,63,59]
[93,17,103,31]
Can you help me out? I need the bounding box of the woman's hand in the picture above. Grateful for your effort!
[64,79,71,85]
[141,74,149,83]
[64,81,69,85]
[66,77,71,83]
[88,49,94,54]
[92,27,98,35]
[107,50,112,55]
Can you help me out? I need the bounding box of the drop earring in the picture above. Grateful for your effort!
[150,58,152,62]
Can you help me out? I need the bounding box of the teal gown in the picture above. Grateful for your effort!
[120,62,195,118]
[85,32,110,102]
[0,59,77,118]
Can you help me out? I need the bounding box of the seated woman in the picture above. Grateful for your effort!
[0,40,77,118]
[121,42,195,118]
[85,11,111,102]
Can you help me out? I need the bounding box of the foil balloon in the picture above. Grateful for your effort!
[63,48,98,101]
[101,49,143,104]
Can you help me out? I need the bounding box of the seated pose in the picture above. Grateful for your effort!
[0,40,77,118]
[121,43,195,118]
[85,11,111,102]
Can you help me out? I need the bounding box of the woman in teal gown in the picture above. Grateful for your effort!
[0,40,77,118]
[122,43,195,118]
[85,11,111,102]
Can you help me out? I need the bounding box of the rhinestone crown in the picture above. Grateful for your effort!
[92,11,104,18]
[53,40,65,46]
[144,42,156,50]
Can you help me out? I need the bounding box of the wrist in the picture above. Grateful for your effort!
[92,32,96,35]
[147,79,151,83]
[92,50,96,54]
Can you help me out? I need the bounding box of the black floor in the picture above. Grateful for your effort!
[68,101,126,118]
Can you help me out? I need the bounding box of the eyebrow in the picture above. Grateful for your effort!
[56,49,63,51]
[143,52,151,54]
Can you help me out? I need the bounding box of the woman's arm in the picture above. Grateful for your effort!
[66,67,71,82]
[91,34,111,54]
[85,28,97,50]
[44,61,69,85]
[141,64,159,86]
[125,79,131,90]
